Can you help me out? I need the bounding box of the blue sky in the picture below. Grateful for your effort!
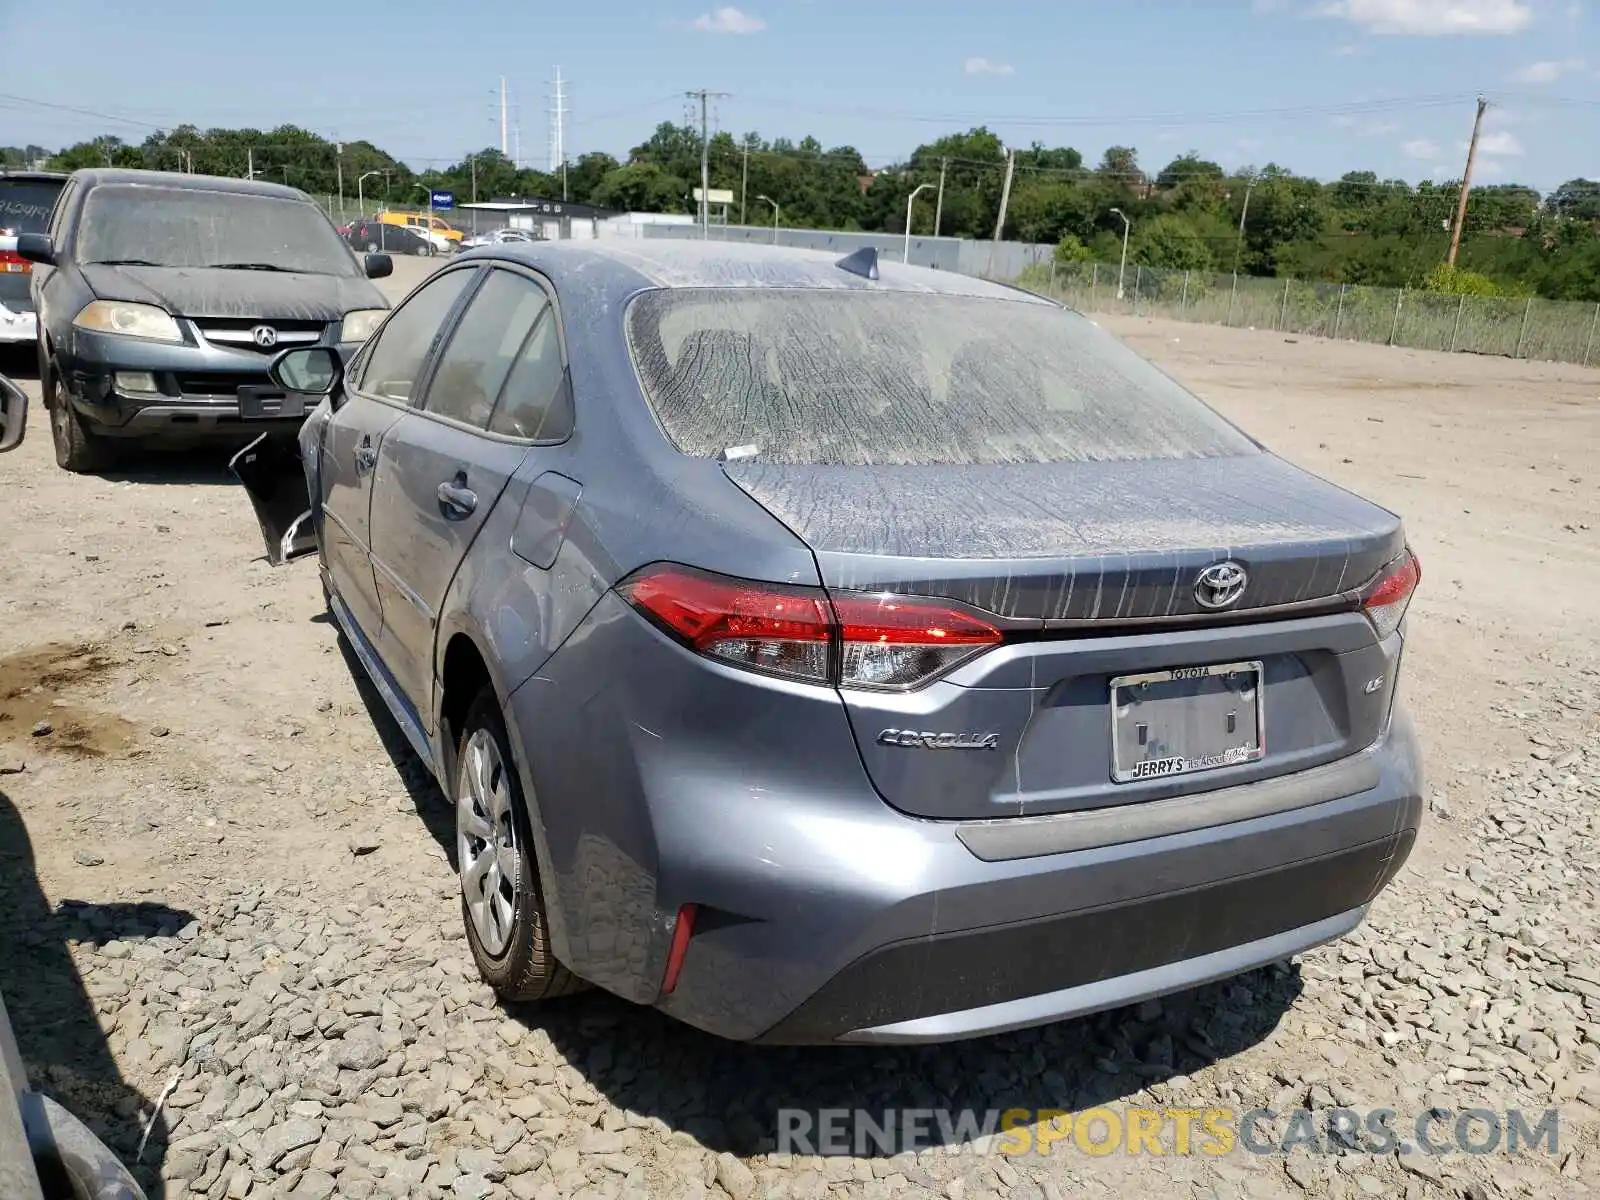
[4,0,1598,191]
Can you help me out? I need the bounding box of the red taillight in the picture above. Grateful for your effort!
[1359,548,1421,639]
[618,564,1003,690]
[0,250,29,275]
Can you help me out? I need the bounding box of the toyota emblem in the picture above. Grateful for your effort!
[1194,561,1248,610]
[251,325,278,348]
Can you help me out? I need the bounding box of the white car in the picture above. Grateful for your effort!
[460,227,537,250]
[0,171,68,346]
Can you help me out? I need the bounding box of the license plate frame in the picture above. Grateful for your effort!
[1108,659,1265,784]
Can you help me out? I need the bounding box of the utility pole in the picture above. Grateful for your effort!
[1447,94,1489,269]
[470,154,477,203]
[336,143,344,220]
[741,139,750,224]
[685,89,730,238]
[985,148,1016,277]
[934,157,948,237]
[246,148,255,180]
[500,77,509,158]
[1233,176,1256,275]
[548,66,567,186]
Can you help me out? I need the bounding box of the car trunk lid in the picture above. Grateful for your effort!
[723,453,1408,821]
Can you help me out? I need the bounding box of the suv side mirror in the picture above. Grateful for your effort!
[0,376,28,451]
[269,346,343,397]
[15,233,54,267]
[363,253,392,280]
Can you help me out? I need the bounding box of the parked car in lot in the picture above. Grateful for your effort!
[343,217,434,257]
[234,240,1423,1045]
[377,210,462,254]
[0,170,68,349]
[17,168,394,473]
[459,227,536,250]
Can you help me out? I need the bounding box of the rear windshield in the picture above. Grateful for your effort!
[624,289,1258,466]
[77,185,358,275]
[0,179,64,236]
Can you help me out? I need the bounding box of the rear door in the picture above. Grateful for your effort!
[366,264,569,716]
[321,263,480,647]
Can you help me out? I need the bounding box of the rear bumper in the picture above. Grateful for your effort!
[507,593,1425,1045]
[0,304,34,344]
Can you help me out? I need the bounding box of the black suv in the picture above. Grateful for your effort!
[18,168,394,472]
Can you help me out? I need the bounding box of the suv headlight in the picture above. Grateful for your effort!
[72,300,182,343]
[341,309,387,342]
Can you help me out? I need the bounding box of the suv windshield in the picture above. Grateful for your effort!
[77,185,358,275]
[624,288,1259,466]
[0,178,64,236]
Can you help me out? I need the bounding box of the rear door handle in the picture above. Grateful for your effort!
[437,474,477,519]
[354,439,376,474]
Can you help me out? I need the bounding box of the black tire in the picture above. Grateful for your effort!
[414,242,432,257]
[364,240,379,253]
[454,687,584,1002]
[45,365,115,474]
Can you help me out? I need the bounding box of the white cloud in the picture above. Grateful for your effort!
[1472,129,1525,153]
[1333,115,1401,134]
[1510,56,1585,81]
[1404,137,1443,157]
[1333,42,1361,53]
[1316,0,1534,34]
[690,6,765,33]
[964,57,1015,75]
[1236,137,1265,152]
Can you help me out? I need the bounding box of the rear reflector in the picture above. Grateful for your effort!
[660,903,698,994]
[1359,548,1421,639]
[618,564,1003,691]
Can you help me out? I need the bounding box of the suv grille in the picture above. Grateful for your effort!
[191,318,328,354]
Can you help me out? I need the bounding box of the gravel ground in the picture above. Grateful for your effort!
[1,269,1597,1199]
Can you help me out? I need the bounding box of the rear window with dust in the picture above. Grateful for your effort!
[77,185,359,275]
[624,288,1259,466]
[0,178,64,235]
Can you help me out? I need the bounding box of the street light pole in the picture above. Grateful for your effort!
[357,170,381,218]
[756,194,778,244]
[1109,206,1131,300]
[904,182,935,264]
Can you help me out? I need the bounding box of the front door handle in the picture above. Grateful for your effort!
[354,438,376,474]
[437,474,477,519]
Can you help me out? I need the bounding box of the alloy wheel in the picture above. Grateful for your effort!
[456,727,519,957]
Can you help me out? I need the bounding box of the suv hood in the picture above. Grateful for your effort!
[80,263,385,321]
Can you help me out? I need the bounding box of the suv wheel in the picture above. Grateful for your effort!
[46,367,114,474]
[454,687,583,1002]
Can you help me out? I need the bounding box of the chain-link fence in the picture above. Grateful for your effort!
[1020,261,1600,369]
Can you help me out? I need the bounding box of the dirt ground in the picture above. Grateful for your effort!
[1,260,1597,1200]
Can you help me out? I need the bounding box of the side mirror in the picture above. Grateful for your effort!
[364,253,393,279]
[0,375,28,451]
[269,346,343,396]
[15,233,54,267]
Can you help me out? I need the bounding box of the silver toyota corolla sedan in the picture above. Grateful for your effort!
[233,239,1423,1045]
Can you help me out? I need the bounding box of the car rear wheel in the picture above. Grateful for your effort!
[414,242,433,257]
[454,687,583,1002]
[364,241,378,253]
[45,367,114,474]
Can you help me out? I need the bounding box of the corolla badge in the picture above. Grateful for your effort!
[1193,560,1248,610]
[877,729,1000,750]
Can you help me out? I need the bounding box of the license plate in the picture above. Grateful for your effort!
[1109,660,1264,783]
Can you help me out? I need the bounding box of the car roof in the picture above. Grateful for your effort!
[66,167,310,201]
[475,238,1055,303]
